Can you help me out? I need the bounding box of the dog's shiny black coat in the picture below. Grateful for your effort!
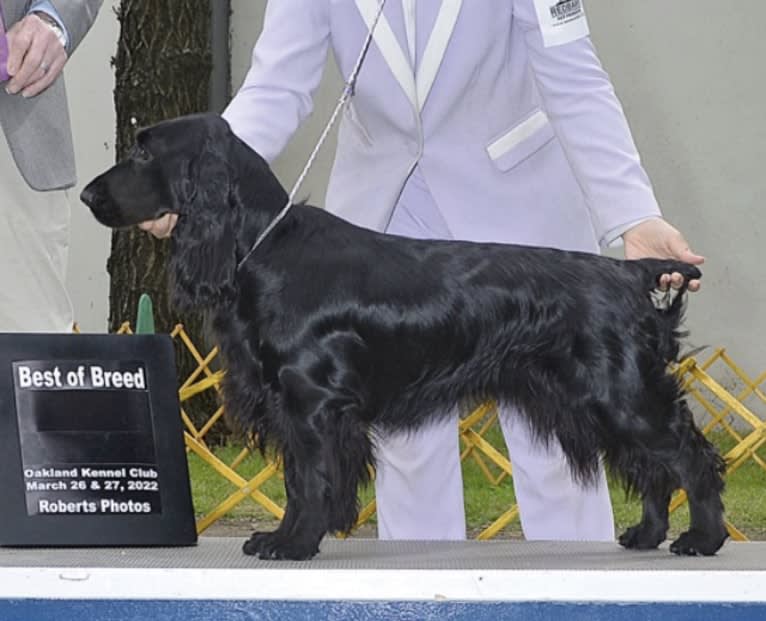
[82,113,726,560]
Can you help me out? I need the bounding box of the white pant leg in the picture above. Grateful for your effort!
[499,406,615,541]
[374,169,466,540]
[374,415,466,540]
[0,138,73,333]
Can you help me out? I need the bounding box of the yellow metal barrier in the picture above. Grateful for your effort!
[115,324,764,541]
[667,350,766,541]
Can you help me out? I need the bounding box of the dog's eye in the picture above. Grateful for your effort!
[132,143,151,162]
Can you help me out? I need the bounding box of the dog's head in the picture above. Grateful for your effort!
[82,112,233,227]
[81,113,246,310]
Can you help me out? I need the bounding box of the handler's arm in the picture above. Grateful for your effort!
[512,0,662,248]
[223,0,331,164]
[513,0,702,290]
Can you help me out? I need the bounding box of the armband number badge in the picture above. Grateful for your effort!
[532,0,590,48]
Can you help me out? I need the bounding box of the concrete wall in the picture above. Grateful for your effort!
[587,1,766,376]
[66,1,764,374]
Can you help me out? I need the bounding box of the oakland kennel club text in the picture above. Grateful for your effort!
[13,359,162,517]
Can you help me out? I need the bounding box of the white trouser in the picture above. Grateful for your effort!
[374,169,615,541]
[0,137,73,332]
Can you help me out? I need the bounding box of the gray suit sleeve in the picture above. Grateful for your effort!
[47,0,103,54]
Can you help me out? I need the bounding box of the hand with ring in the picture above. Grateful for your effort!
[4,13,68,98]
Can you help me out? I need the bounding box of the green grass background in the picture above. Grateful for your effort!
[188,428,765,539]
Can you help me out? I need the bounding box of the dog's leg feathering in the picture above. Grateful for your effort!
[613,397,727,556]
[243,366,374,560]
[616,457,675,551]
[243,449,305,558]
[667,401,727,556]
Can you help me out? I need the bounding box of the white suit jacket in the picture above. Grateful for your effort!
[223,0,662,252]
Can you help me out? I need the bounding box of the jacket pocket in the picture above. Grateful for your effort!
[486,109,555,172]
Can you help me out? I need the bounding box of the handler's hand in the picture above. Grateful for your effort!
[139,214,178,239]
[5,13,67,98]
[623,218,704,292]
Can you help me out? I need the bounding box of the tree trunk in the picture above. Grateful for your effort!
[109,0,219,433]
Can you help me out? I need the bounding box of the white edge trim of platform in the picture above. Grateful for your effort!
[0,568,764,603]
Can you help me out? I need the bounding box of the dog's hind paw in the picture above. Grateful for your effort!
[618,523,665,550]
[242,531,320,561]
[669,528,727,556]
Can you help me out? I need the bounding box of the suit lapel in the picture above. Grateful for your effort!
[416,0,462,112]
[354,0,463,113]
[355,0,417,110]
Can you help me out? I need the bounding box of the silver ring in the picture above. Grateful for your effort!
[40,61,49,74]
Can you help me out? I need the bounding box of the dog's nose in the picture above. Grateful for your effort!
[80,183,102,208]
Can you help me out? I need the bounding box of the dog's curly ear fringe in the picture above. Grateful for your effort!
[170,216,238,310]
[169,137,238,310]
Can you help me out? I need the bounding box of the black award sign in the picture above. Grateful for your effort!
[0,334,197,546]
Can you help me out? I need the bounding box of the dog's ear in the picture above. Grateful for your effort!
[173,118,232,212]
[169,210,238,310]
[169,123,239,310]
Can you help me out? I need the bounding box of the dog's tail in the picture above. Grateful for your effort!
[639,260,701,309]
[637,260,701,363]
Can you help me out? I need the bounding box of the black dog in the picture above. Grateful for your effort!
[82,113,726,560]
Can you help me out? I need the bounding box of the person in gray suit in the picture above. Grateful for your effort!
[0,0,102,332]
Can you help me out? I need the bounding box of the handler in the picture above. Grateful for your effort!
[143,0,703,542]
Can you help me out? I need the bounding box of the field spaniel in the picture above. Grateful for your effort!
[81,113,726,560]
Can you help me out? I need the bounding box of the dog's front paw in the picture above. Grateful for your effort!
[242,531,272,556]
[242,531,320,561]
[669,528,727,556]
[618,523,665,550]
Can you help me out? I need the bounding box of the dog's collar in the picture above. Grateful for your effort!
[236,0,387,273]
